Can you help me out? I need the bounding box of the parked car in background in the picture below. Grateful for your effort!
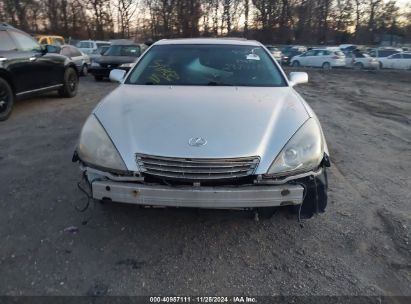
[265,45,282,62]
[344,49,379,69]
[0,23,78,121]
[291,48,346,69]
[379,52,411,70]
[339,44,357,52]
[282,45,307,54]
[282,48,304,65]
[35,35,65,45]
[73,38,330,218]
[89,40,141,81]
[76,40,111,55]
[88,45,110,63]
[59,45,91,76]
[367,47,402,64]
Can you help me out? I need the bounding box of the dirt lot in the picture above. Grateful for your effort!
[0,69,410,296]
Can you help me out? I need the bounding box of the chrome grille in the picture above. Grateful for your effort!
[136,154,260,180]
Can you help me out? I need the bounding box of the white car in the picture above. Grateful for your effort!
[291,48,346,69]
[344,50,379,70]
[379,52,411,70]
[76,40,111,54]
[73,38,331,218]
[59,45,91,76]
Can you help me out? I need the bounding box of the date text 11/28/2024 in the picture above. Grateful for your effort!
[149,296,257,303]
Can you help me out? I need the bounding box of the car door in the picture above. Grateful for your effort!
[388,54,401,69]
[314,50,326,67]
[402,53,411,70]
[10,30,61,89]
[301,50,316,66]
[6,30,45,92]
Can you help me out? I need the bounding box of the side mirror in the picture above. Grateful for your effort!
[44,44,61,54]
[289,72,308,87]
[109,69,126,83]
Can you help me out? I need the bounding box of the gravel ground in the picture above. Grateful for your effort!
[0,69,410,296]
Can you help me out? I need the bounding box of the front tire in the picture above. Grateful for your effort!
[81,64,88,76]
[322,62,331,70]
[354,62,363,70]
[0,78,14,121]
[58,67,78,98]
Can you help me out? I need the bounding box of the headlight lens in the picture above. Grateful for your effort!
[267,118,323,176]
[77,115,127,172]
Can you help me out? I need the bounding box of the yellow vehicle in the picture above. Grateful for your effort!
[35,35,65,45]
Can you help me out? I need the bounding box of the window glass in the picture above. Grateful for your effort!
[104,45,141,57]
[0,31,17,51]
[390,54,401,59]
[379,50,397,57]
[305,50,315,56]
[61,47,71,57]
[126,44,287,87]
[403,54,411,59]
[70,47,82,57]
[52,38,64,45]
[77,41,92,48]
[97,43,110,48]
[10,30,41,52]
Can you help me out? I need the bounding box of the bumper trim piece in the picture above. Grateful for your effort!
[92,181,304,208]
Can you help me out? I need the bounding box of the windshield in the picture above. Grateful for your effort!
[95,45,109,55]
[126,44,287,87]
[77,41,91,48]
[97,43,110,48]
[104,45,141,57]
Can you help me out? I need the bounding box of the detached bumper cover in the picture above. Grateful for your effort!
[92,181,304,208]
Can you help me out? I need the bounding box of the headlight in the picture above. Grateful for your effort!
[91,61,100,67]
[267,118,323,176]
[77,115,127,172]
[119,63,134,68]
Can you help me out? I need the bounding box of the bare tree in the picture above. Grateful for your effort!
[115,0,138,38]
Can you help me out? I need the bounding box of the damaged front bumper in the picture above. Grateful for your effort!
[80,164,328,216]
[92,179,304,209]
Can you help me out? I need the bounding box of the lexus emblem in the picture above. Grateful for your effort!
[188,137,207,147]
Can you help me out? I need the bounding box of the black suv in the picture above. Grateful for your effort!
[0,23,79,121]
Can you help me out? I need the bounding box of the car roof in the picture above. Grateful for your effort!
[154,38,261,46]
[109,39,138,45]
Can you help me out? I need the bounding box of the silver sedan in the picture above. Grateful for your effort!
[73,39,330,218]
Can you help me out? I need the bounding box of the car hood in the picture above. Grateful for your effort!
[94,86,310,173]
[95,56,138,64]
